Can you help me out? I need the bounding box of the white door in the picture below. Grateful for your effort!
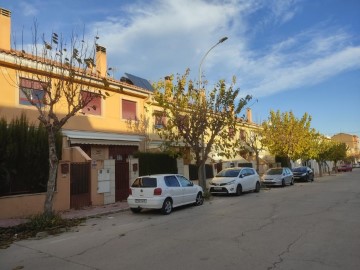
[177,175,197,204]
[163,175,183,206]
[240,169,252,191]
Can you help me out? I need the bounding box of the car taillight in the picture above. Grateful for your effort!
[154,187,162,195]
[129,188,132,195]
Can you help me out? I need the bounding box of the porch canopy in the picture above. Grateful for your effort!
[62,130,144,146]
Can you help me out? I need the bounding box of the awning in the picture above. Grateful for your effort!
[62,130,144,146]
[68,138,139,146]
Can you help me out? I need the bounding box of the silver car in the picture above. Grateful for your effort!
[261,167,294,187]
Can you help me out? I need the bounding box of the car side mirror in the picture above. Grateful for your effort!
[189,182,194,186]
[239,174,244,178]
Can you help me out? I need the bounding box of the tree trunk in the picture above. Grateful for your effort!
[255,153,260,173]
[44,129,59,216]
[198,163,206,190]
[318,162,323,177]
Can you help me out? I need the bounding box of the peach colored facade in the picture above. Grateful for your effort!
[0,7,149,218]
[331,133,360,160]
[0,7,265,219]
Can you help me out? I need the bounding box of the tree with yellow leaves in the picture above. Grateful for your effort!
[261,110,316,168]
[154,69,251,189]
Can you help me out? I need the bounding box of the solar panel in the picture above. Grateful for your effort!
[124,73,154,92]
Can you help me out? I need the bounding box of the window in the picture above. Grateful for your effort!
[19,78,45,106]
[81,91,102,115]
[240,129,246,140]
[154,110,166,128]
[164,176,180,187]
[131,177,157,188]
[229,128,235,138]
[122,99,137,120]
[246,168,255,175]
[177,175,192,187]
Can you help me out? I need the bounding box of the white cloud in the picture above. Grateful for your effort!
[78,0,359,100]
[87,0,255,80]
[246,46,360,97]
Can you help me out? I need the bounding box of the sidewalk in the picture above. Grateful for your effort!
[0,201,130,228]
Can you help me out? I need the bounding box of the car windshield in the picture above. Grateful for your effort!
[216,169,240,177]
[293,167,306,172]
[266,169,283,175]
[131,177,157,188]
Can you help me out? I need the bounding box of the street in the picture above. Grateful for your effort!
[1,170,360,270]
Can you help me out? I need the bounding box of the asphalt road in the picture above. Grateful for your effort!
[1,169,360,270]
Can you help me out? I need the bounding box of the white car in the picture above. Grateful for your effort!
[127,174,204,215]
[352,163,360,168]
[209,167,261,195]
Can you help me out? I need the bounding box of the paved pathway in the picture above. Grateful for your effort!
[0,201,130,228]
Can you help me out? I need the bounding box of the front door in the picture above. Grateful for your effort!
[70,162,91,209]
[115,161,129,201]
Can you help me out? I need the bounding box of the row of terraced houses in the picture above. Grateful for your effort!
[0,8,264,218]
[0,8,358,219]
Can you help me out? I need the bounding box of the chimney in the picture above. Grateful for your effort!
[95,45,107,77]
[246,108,252,123]
[0,8,11,50]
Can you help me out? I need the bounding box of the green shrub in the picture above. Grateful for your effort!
[135,152,177,176]
[0,114,62,196]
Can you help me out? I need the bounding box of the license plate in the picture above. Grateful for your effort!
[214,187,222,190]
[135,199,147,203]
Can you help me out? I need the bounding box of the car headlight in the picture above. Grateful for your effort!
[227,180,235,185]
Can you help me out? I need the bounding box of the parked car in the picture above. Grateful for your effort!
[352,163,360,168]
[261,167,294,187]
[292,166,314,182]
[338,164,352,172]
[209,167,261,196]
[127,174,203,215]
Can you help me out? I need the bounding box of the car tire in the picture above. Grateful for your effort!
[236,185,242,196]
[130,208,142,213]
[161,198,172,215]
[194,192,204,206]
[282,179,286,187]
[290,178,294,185]
[254,182,261,193]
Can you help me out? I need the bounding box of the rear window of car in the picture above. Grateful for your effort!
[131,177,157,188]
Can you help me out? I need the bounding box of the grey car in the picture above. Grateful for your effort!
[261,167,294,187]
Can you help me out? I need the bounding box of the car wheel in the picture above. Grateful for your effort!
[282,179,286,187]
[161,198,172,215]
[290,178,294,185]
[254,182,261,193]
[194,192,204,206]
[236,185,242,196]
[130,208,142,213]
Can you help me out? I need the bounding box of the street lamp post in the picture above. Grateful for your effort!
[198,36,228,189]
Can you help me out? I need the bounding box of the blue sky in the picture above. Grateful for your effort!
[1,0,359,137]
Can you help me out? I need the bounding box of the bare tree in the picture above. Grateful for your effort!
[6,26,111,215]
